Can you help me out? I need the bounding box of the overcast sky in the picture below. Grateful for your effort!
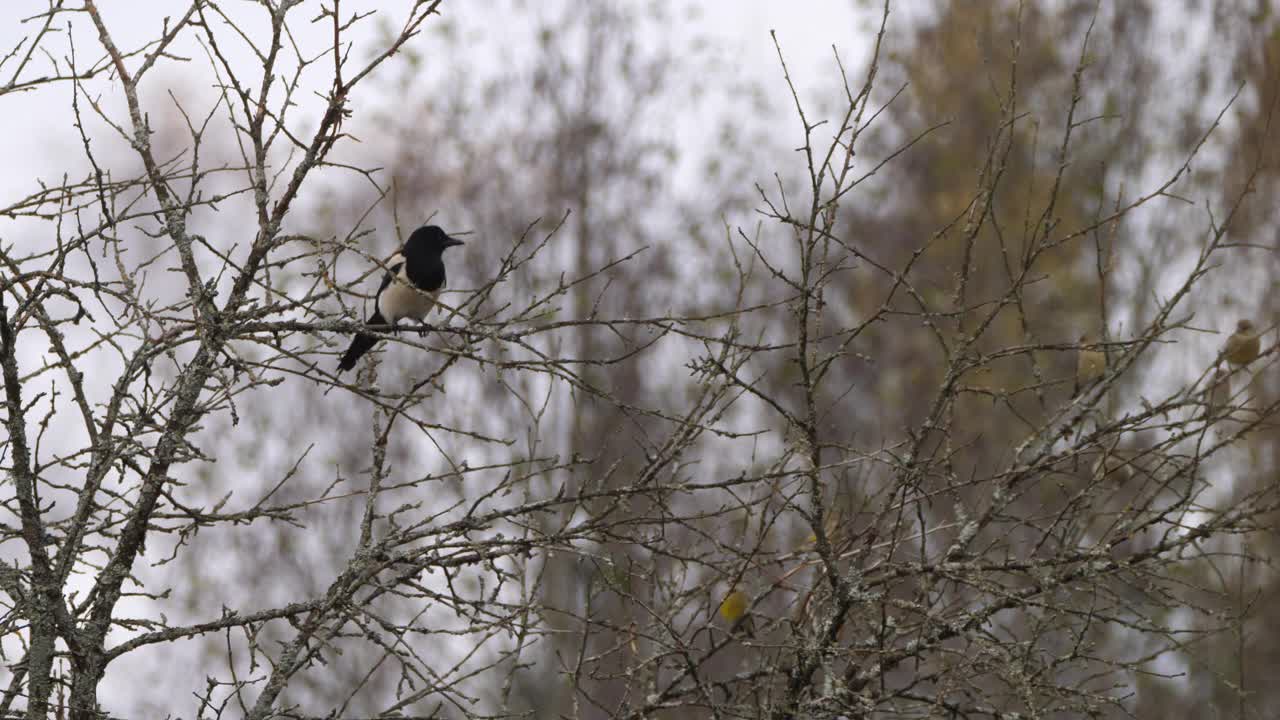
[0,2,877,210]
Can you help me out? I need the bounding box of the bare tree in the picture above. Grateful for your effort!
[3,1,1280,719]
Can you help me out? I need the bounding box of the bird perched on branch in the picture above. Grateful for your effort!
[1074,333,1106,396]
[719,589,754,637]
[1222,318,1260,368]
[338,225,465,373]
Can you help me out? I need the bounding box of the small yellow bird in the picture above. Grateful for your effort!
[1074,333,1106,396]
[1223,319,1261,367]
[719,590,749,623]
[718,589,754,637]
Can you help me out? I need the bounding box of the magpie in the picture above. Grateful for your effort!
[337,225,465,373]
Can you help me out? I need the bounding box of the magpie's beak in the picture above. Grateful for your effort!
[445,237,465,248]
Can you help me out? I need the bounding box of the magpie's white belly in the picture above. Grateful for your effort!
[380,272,436,323]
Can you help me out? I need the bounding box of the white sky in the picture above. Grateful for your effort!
[0,2,879,204]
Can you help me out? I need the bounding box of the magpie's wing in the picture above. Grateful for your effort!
[377,251,406,295]
[368,252,405,323]
[377,263,403,295]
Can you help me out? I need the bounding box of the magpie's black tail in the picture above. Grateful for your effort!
[338,311,385,373]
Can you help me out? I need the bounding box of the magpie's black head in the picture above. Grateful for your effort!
[405,225,464,258]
